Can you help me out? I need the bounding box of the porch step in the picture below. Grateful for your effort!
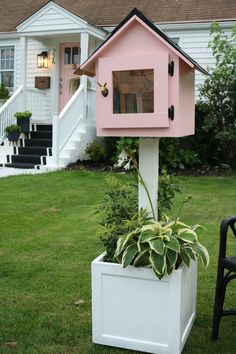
[30,131,52,139]
[4,162,38,169]
[5,124,53,169]
[17,146,52,156]
[10,154,46,165]
[24,138,52,147]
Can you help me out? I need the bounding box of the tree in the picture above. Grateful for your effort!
[199,23,236,166]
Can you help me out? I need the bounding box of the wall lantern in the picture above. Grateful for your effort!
[37,51,48,68]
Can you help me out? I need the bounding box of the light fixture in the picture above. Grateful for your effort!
[37,51,48,68]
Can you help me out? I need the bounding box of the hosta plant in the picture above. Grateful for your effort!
[115,215,209,280]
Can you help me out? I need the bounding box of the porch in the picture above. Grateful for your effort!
[0,1,107,170]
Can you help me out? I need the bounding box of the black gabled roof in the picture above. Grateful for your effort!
[80,7,209,76]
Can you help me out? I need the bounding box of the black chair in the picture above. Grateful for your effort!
[212,216,236,340]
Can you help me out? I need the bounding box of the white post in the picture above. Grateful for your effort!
[20,36,28,110]
[80,32,89,119]
[138,137,159,220]
[52,113,59,166]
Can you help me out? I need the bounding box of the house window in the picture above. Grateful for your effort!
[113,69,154,114]
[64,46,80,65]
[0,47,14,90]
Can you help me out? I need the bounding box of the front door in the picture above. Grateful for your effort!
[59,42,80,111]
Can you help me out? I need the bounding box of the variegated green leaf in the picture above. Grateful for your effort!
[184,246,196,261]
[149,238,165,255]
[138,241,149,253]
[114,236,126,258]
[139,229,156,243]
[149,250,166,278]
[122,243,139,268]
[165,236,180,252]
[180,246,191,267]
[166,257,175,275]
[192,243,209,268]
[178,229,197,243]
[133,250,150,267]
[166,248,178,268]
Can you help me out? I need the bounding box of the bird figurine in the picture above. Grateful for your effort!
[97,82,108,97]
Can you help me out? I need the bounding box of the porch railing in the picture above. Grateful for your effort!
[53,84,85,164]
[0,86,23,143]
[26,88,48,121]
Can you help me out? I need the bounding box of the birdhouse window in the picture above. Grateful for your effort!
[113,69,154,114]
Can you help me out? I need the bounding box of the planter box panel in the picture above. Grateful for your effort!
[92,254,197,354]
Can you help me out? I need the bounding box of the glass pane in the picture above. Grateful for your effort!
[64,47,71,64]
[113,69,154,114]
[0,47,14,70]
[72,47,79,64]
[1,71,14,89]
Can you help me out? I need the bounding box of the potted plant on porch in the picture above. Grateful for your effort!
[14,110,32,136]
[92,170,209,354]
[5,124,21,144]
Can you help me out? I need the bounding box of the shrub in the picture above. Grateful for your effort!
[14,111,32,120]
[0,83,10,100]
[85,140,107,163]
[199,22,236,166]
[98,172,181,262]
[5,124,21,133]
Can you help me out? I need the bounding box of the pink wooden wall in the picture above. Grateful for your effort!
[90,18,195,137]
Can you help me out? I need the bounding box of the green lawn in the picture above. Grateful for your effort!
[0,170,236,354]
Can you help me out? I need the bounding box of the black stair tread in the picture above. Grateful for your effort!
[24,139,52,147]
[36,124,52,131]
[18,146,49,155]
[11,155,42,164]
[30,131,52,139]
[5,162,37,169]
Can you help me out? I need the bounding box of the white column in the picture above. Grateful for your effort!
[138,137,159,220]
[80,32,89,119]
[19,36,28,110]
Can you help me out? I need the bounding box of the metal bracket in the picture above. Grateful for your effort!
[168,61,174,76]
[168,105,174,121]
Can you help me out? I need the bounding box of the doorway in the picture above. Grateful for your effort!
[59,42,80,111]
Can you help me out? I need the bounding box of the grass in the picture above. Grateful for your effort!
[0,170,236,353]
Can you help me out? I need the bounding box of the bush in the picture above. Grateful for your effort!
[85,140,107,163]
[199,22,236,166]
[0,83,10,100]
[98,172,181,262]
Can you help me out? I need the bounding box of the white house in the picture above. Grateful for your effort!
[0,0,235,170]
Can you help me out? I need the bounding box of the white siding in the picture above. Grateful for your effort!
[22,8,83,33]
[26,38,51,116]
[160,26,233,98]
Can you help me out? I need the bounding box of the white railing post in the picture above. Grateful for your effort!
[20,36,28,110]
[52,113,59,166]
[80,32,89,120]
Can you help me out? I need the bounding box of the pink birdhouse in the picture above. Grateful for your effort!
[79,8,208,138]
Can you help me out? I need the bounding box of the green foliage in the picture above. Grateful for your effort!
[0,83,10,100]
[98,176,150,262]
[85,138,119,164]
[14,110,32,120]
[85,140,107,163]
[199,23,236,166]
[158,170,181,218]
[98,172,181,262]
[5,124,21,133]
[115,137,139,161]
[115,215,209,279]
[159,138,200,171]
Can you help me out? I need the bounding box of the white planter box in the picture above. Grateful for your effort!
[92,253,197,354]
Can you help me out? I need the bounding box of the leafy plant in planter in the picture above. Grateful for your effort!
[14,110,32,135]
[115,206,209,279]
[5,124,21,143]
